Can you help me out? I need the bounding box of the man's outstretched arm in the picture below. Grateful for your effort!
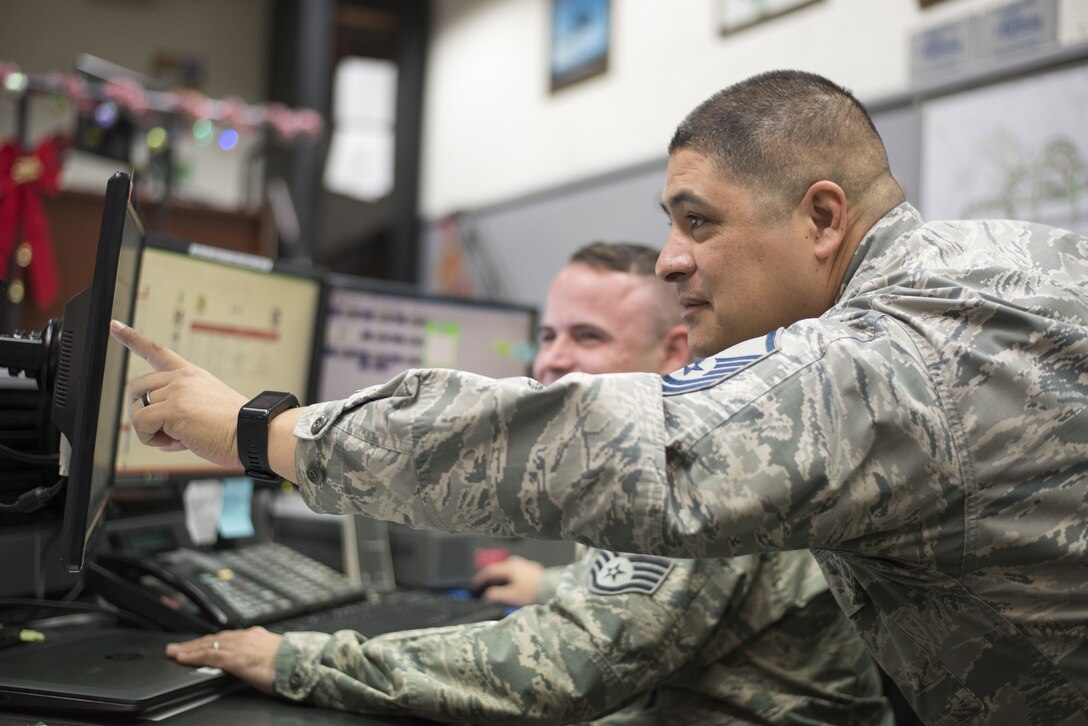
[115,319,950,561]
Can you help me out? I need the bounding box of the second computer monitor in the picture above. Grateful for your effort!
[114,239,322,482]
[315,275,536,402]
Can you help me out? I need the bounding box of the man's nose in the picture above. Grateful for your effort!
[533,337,575,381]
[657,232,694,283]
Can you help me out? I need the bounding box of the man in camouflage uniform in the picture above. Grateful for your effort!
[118,70,1088,725]
[158,242,892,724]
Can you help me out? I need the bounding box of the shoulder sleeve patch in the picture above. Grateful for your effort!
[587,550,675,596]
[661,329,779,396]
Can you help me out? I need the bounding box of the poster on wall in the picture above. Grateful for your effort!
[921,63,1088,234]
[550,0,610,92]
[718,0,823,35]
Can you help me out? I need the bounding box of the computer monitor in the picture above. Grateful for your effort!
[313,274,536,402]
[113,238,322,483]
[54,171,144,572]
[298,275,537,585]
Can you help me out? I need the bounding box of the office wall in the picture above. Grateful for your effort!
[419,0,1088,314]
[423,158,669,306]
[414,100,931,310]
[419,0,1049,219]
[415,101,933,310]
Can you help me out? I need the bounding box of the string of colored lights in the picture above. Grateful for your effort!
[0,60,323,152]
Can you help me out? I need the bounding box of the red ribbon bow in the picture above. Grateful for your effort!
[0,136,65,308]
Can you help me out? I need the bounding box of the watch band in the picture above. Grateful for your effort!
[237,391,300,482]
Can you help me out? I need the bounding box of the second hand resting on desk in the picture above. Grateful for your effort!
[158,545,508,695]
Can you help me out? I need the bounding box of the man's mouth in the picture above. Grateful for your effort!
[679,296,710,319]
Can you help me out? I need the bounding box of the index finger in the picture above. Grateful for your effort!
[110,320,186,372]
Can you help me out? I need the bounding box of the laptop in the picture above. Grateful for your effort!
[0,628,238,720]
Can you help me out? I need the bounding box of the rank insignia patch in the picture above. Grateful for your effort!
[588,550,675,596]
[661,329,778,396]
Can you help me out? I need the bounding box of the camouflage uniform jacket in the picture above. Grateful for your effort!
[293,204,1088,725]
[274,547,891,724]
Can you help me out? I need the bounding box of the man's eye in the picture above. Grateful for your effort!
[574,332,603,344]
[687,215,703,230]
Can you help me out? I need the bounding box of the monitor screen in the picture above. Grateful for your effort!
[113,239,321,482]
[314,275,536,402]
[55,171,144,573]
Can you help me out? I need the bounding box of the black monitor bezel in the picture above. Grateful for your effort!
[58,171,143,573]
[309,273,538,404]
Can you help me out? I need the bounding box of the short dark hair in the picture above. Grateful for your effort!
[669,70,897,216]
[570,241,659,276]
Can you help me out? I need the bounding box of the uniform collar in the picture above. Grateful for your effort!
[836,202,924,303]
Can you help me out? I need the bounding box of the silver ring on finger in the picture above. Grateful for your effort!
[141,389,153,407]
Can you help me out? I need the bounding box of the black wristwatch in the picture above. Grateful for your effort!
[237,391,300,482]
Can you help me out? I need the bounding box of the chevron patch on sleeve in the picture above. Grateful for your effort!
[661,329,779,396]
[587,550,675,596]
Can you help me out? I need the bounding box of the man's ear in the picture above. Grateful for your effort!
[658,324,692,374]
[801,181,847,261]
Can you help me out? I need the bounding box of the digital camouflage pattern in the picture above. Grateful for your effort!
[294,204,1088,725]
[274,549,891,724]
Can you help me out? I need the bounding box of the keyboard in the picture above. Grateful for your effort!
[267,589,508,638]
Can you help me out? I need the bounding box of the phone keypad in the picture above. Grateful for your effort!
[211,543,362,615]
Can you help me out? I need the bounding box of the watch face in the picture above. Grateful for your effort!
[248,392,287,411]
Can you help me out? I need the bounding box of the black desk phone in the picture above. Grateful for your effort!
[88,542,368,633]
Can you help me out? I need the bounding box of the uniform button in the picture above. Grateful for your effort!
[310,416,327,434]
[290,673,302,688]
[306,466,322,483]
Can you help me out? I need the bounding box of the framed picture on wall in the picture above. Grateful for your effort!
[550,0,610,92]
[718,0,823,35]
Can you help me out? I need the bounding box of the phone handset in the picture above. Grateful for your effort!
[88,551,232,633]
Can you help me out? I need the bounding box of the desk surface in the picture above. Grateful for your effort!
[0,688,439,725]
[158,687,439,725]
